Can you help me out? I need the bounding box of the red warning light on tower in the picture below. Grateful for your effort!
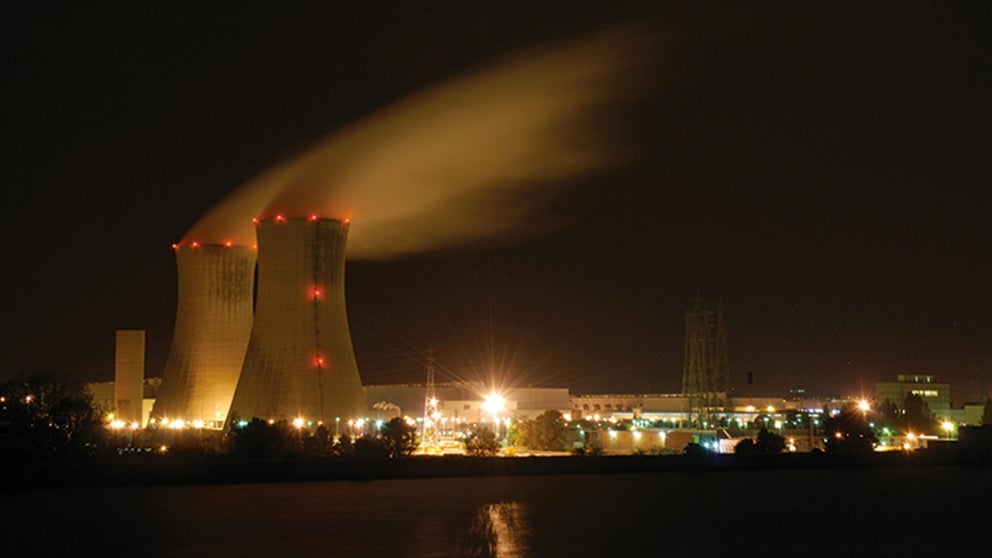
[171,243,179,250]
[275,214,286,223]
[224,241,233,248]
[311,287,322,300]
[252,217,259,225]
[309,214,318,222]
[314,356,325,367]
[191,241,200,249]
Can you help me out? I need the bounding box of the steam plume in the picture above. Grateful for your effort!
[184,27,649,259]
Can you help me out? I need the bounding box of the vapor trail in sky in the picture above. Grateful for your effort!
[183,26,650,259]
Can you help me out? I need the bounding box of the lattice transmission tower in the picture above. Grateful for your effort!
[421,347,440,451]
[681,294,730,427]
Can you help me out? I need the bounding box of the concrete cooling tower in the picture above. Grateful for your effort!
[227,216,367,425]
[151,243,256,427]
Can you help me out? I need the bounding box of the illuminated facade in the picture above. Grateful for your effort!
[152,244,256,427]
[875,374,951,419]
[228,217,366,425]
[365,382,568,422]
[114,329,145,425]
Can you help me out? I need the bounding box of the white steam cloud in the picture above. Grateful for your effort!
[184,27,650,259]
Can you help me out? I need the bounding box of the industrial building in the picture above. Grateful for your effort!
[875,374,951,419]
[569,393,804,422]
[365,382,570,423]
[114,329,146,426]
[87,377,160,427]
[100,223,968,444]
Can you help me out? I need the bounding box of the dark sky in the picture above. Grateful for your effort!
[4,2,991,406]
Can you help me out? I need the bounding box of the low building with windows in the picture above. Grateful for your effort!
[875,374,951,419]
[364,382,569,422]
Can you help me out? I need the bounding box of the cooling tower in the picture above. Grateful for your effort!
[152,243,256,427]
[227,216,367,425]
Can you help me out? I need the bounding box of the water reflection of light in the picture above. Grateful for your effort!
[464,502,529,557]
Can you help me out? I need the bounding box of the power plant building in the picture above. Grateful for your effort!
[228,217,367,425]
[152,244,256,427]
[365,382,570,421]
[114,329,145,425]
[875,374,952,419]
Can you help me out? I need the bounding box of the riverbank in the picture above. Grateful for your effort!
[7,443,988,490]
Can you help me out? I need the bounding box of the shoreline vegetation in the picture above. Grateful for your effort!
[3,373,990,491]
[7,443,988,491]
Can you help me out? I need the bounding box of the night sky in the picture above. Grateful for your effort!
[4,3,990,406]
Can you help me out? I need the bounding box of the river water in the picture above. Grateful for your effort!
[3,466,988,556]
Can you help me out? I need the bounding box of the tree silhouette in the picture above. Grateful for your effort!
[822,404,878,454]
[380,417,417,458]
[353,434,390,459]
[515,410,568,451]
[230,418,298,458]
[734,427,786,454]
[902,393,938,435]
[0,372,102,460]
[301,424,333,457]
[331,431,354,457]
[465,426,500,456]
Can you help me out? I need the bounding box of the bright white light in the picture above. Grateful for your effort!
[192,420,205,429]
[858,400,870,412]
[109,420,125,429]
[482,393,506,415]
[293,418,305,429]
